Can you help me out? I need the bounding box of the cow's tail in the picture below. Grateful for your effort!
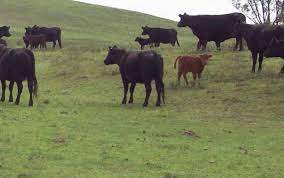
[156,53,165,104]
[58,29,62,48]
[174,56,182,69]
[161,80,165,104]
[28,50,38,98]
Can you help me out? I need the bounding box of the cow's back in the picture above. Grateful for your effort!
[122,51,163,83]
[188,13,245,41]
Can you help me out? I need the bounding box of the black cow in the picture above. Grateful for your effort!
[0,45,38,106]
[235,23,284,72]
[0,26,11,38]
[25,25,62,48]
[135,37,153,50]
[0,39,7,46]
[141,26,180,47]
[177,13,246,51]
[264,38,284,73]
[104,46,165,107]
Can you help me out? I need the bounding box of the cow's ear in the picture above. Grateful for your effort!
[183,12,186,15]
[25,27,28,30]
[7,26,10,29]
[113,45,117,49]
[179,14,182,17]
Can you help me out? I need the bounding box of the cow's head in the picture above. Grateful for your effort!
[141,26,149,35]
[264,38,284,57]
[104,45,126,65]
[25,26,33,35]
[199,54,212,66]
[177,13,188,27]
[0,26,11,38]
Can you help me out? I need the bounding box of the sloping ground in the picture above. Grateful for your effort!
[0,0,283,177]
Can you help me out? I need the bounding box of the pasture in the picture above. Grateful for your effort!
[0,0,283,177]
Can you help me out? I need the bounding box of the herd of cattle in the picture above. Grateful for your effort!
[0,12,283,107]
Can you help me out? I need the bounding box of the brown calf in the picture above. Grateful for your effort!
[174,54,212,86]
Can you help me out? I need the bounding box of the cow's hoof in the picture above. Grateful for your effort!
[128,99,133,104]
[121,101,127,105]
[156,103,161,107]
[9,97,13,102]
[143,103,148,107]
[15,102,19,105]
[0,98,4,102]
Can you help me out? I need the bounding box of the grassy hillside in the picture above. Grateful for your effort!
[0,0,283,178]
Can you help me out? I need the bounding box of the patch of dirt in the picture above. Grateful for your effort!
[53,136,66,145]
[164,173,177,178]
[183,130,200,138]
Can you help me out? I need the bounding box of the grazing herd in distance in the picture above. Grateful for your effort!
[0,12,283,107]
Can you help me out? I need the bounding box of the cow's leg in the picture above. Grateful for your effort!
[258,52,264,72]
[197,41,201,50]
[15,81,23,105]
[177,71,182,86]
[58,38,62,48]
[281,64,284,74]
[1,80,6,102]
[201,41,207,51]
[251,52,258,73]
[52,41,56,48]
[121,81,129,104]
[141,45,144,50]
[197,73,202,86]
[192,73,197,87]
[8,81,14,102]
[143,82,152,107]
[128,83,136,104]
[155,80,162,107]
[215,41,221,51]
[234,37,240,51]
[183,73,189,86]
[27,80,34,106]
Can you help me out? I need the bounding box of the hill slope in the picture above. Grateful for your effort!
[0,0,283,178]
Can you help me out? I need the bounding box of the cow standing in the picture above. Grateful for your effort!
[25,25,62,48]
[23,34,47,49]
[135,37,153,50]
[174,55,212,86]
[235,23,284,72]
[264,38,284,73]
[104,46,165,107]
[0,45,38,106]
[141,26,180,47]
[177,13,246,51]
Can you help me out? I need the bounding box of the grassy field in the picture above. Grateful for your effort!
[0,0,283,177]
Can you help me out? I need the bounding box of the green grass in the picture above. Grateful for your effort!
[0,0,283,177]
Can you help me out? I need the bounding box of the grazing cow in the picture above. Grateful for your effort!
[135,37,153,50]
[25,25,62,48]
[104,46,165,107]
[174,54,212,86]
[264,38,284,73]
[0,39,7,46]
[141,26,180,47]
[235,23,284,72]
[23,34,47,49]
[0,26,11,38]
[0,45,38,106]
[177,13,246,51]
